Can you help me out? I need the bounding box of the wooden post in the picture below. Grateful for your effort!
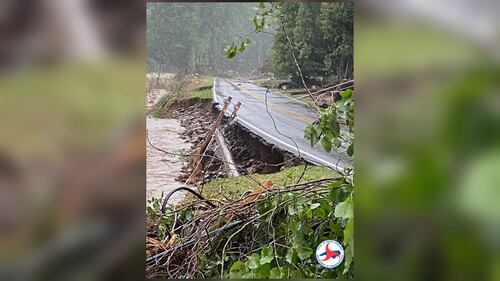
[188,97,232,184]
[199,96,232,154]
[229,101,241,120]
[214,129,239,177]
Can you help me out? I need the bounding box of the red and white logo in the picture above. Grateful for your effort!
[316,240,344,268]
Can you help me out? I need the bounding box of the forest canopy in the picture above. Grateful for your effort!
[147,3,273,76]
[147,2,353,83]
[273,2,353,82]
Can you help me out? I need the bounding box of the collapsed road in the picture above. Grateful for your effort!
[213,78,352,173]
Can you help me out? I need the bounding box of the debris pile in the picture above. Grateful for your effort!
[167,99,226,183]
[146,177,344,279]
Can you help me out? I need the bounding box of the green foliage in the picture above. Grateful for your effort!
[146,197,173,240]
[305,89,354,156]
[302,89,355,277]
[192,88,213,100]
[150,79,189,117]
[224,39,251,59]
[147,178,354,278]
[224,2,274,60]
[318,3,353,79]
[224,2,352,81]
[260,246,274,264]
[272,2,353,81]
[224,181,355,278]
[219,5,355,277]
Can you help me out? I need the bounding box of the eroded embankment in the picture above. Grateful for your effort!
[166,98,305,185]
[147,95,308,205]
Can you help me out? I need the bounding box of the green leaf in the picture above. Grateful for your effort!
[228,271,243,279]
[288,203,297,215]
[334,197,353,219]
[304,123,321,146]
[320,199,333,215]
[259,1,266,9]
[237,41,246,53]
[270,267,281,279]
[285,248,295,264]
[304,125,315,146]
[344,217,354,246]
[333,137,342,148]
[247,253,260,269]
[289,269,302,278]
[296,246,313,261]
[298,222,312,236]
[321,136,332,152]
[224,43,237,59]
[256,263,270,278]
[340,89,353,99]
[260,246,274,265]
[315,206,326,218]
[230,261,246,272]
[304,206,313,219]
[343,218,354,274]
[347,143,354,156]
[310,202,321,210]
[242,272,255,279]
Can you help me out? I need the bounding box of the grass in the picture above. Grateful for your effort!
[197,165,339,201]
[192,88,213,100]
[148,75,214,117]
[149,79,190,118]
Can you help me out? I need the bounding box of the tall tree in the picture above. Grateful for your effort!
[319,2,354,79]
[147,3,273,76]
[272,2,353,82]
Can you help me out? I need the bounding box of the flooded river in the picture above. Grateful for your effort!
[146,117,190,204]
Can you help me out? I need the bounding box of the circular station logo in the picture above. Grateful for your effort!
[315,240,344,268]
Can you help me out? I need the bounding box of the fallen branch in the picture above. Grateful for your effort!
[146,177,348,278]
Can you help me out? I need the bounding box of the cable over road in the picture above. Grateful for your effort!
[212,78,352,173]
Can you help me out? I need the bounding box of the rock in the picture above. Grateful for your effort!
[175,174,189,181]
[248,164,262,174]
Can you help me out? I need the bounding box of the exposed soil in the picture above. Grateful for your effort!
[223,124,304,174]
[163,98,304,185]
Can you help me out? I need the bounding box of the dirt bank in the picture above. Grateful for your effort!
[166,98,304,184]
[167,98,225,183]
[223,123,304,174]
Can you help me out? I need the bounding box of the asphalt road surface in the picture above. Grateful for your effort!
[212,78,352,172]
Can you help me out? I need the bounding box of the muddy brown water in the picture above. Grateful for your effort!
[146,117,190,204]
